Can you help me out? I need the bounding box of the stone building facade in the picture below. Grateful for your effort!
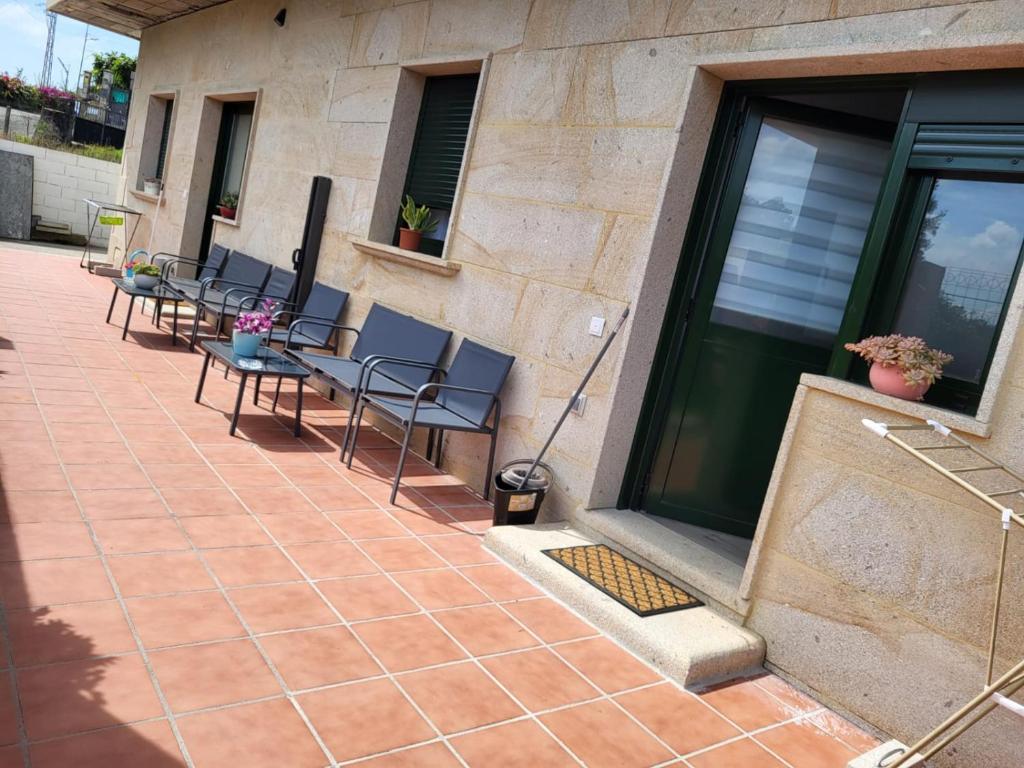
[50,1,1024,764]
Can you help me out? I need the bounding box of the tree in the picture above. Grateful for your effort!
[90,52,136,90]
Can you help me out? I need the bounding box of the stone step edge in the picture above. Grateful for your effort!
[484,522,765,688]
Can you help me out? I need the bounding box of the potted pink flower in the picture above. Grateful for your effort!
[233,298,276,357]
[845,334,953,401]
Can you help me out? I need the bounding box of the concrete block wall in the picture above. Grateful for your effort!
[0,138,121,245]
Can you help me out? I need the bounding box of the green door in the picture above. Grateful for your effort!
[644,100,894,537]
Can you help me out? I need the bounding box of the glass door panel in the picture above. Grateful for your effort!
[712,118,891,348]
[645,102,893,536]
[891,178,1024,385]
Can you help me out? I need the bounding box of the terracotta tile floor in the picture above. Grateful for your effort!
[0,245,880,766]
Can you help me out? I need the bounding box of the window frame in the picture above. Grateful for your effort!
[831,123,1024,416]
[393,72,481,257]
[135,92,177,193]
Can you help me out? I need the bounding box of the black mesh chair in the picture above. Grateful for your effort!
[208,266,297,341]
[284,303,452,456]
[347,339,515,504]
[181,252,272,350]
[160,243,230,295]
[268,282,350,353]
[264,282,350,411]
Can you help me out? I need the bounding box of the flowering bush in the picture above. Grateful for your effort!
[844,334,953,388]
[37,85,75,108]
[234,298,276,335]
[0,74,73,109]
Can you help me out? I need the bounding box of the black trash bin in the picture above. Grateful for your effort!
[492,460,552,526]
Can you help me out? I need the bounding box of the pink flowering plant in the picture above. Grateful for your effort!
[234,298,277,336]
[844,334,953,388]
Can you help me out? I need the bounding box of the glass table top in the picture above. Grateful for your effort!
[200,341,310,377]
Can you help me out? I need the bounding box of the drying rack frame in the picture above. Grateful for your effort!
[860,416,1024,767]
[79,199,143,272]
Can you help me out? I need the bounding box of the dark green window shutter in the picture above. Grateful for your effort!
[155,100,174,180]
[404,74,479,211]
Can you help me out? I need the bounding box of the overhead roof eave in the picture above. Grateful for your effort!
[46,0,230,38]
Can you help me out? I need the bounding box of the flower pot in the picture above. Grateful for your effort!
[133,274,159,290]
[398,228,422,251]
[143,179,161,196]
[869,362,930,401]
[217,206,236,220]
[232,330,264,357]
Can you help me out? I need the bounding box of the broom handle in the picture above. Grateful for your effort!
[518,307,630,490]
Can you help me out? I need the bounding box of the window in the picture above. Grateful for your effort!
[867,174,1024,412]
[136,94,175,190]
[154,99,173,181]
[395,74,480,257]
[214,102,254,205]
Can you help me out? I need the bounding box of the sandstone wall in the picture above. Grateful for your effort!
[117,3,1024,763]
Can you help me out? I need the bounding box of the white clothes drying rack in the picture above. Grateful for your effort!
[860,417,1024,767]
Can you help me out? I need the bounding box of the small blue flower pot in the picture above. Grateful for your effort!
[232,330,263,357]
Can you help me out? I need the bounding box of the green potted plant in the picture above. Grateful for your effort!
[143,177,162,196]
[398,194,438,252]
[845,334,953,401]
[132,263,161,290]
[217,192,239,220]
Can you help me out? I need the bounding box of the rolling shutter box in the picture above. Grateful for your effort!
[910,124,1024,172]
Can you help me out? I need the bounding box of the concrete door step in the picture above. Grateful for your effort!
[92,265,120,277]
[485,522,765,688]
[848,740,924,767]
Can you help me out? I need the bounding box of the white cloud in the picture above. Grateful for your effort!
[0,2,47,44]
[968,219,1021,250]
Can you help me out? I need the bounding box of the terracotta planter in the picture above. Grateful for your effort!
[869,362,930,401]
[217,206,236,219]
[398,228,422,251]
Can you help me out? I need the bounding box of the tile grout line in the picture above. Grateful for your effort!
[104,309,471,768]
[4,266,864,767]
[9,304,198,768]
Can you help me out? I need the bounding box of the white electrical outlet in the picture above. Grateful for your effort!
[571,393,587,416]
[588,316,606,337]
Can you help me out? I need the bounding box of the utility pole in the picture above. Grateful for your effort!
[77,24,96,89]
[56,58,70,91]
[41,11,57,86]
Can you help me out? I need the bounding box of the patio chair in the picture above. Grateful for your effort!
[346,338,515,503]
[209,266,297,341]
[178,251,272,350]
[284,303,452,457]
[160,243,230,296]
[265,282,350,410]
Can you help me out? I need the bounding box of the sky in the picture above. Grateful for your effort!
[0,0,138,89]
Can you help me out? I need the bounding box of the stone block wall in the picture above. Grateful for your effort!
[0,138,121,245]
[116,4,1024,763]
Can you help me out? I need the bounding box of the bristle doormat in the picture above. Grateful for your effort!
[543,544,703,617]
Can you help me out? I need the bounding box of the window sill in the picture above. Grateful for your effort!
[129,189,165,206]
[351,238,461,277]
[800,374,991,438]
[212,214,240,228]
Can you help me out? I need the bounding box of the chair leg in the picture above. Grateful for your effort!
[340,390,359,460]
[434,430,443,469]
[272,377,283,413]
[391,423,415,506]
[484,428,498,502]
[344,400,365,466]
[188,306,201,351]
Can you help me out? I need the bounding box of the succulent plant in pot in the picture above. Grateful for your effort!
[398,194,438,252]
[217,192,239,220]
[844,334,953,401]
[132,263,161,290]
